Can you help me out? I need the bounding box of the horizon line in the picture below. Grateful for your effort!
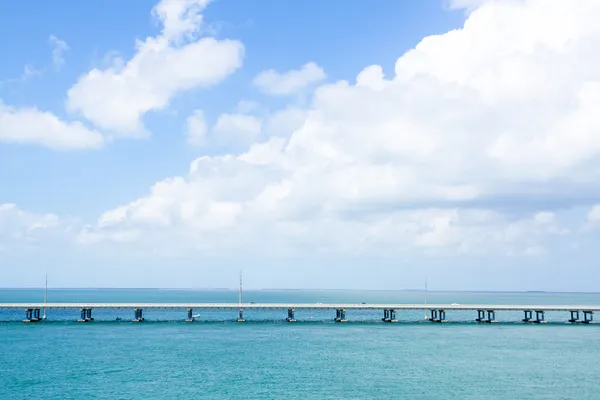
[0,287,599,295]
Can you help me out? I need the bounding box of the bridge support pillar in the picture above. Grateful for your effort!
[133,308,144,322]
[523,310,533,322]
[583,311,594,324]
[286,308,296,322]
[535,310,547,324]
[335,309,347,322]
[23,308,42,323]
[569,310,580,323]
[430,309,438,322]
[185,308,195,322]
[78,308,93,322]
[439,310,446,322]
[237,308,245,322]
[382,309,397,322]
[430,309,446,322]
[476,309,495,323]
[476,309,485,322]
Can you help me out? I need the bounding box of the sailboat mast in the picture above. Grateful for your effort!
[236,271,246,322]
[43,274,47,320]
[238,271,243,306]
[424,275,428,320]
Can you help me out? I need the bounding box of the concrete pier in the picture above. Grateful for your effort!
[237,308,245,322]
[286,308,296,322]
[535,310,547,324]
[132,308,144,322]
[78,308,93,323]
[335,308,347,322]
[430,309,438,321]
[476,309,485,322]
[185,308,195,322]
[382,309,397,323]
[23,308,42,323]
[476,309,496,323]
[430,309,446,323]
[568,310,594,324]
[569,310,580,323]
[523,310,533,322]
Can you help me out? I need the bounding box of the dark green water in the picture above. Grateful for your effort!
[1,290,599,399]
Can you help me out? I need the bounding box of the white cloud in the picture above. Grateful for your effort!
[77,228,141,245]
[0,100,104,150]
[49,35,69,69]
[152,0,210,40]
[534,212,555,225]
[252,62,326,96]
[0,204,61,249]
[356,65,387,90]
[83,0,600,256]
[587,205,600,223]
[66,0,244,136]
[212,113,262,145]
[186,109,207,146]
[264,107,307,138]
[447,0,494,12]
[235,100,260,114]
[0,65,42,87]
[0,204,59,231]
[23,64,42,80]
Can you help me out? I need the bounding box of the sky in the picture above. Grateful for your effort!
[1,0,600,291]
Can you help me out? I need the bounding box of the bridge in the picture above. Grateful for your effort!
[1,303,598,324]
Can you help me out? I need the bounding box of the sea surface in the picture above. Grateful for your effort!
[1,289,599,399]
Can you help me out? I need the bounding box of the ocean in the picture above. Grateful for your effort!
[1,289,599,399]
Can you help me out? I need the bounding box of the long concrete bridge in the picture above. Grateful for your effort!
[1,303,599,324]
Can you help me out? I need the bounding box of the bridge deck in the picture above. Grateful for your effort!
[0,303,599,311]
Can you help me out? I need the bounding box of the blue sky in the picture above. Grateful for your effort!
[0,0,463,218]
[1,0,600,290]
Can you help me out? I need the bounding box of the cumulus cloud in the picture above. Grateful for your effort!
[186,109,208,146]
[66,0,244,136]
[264,107,307,138]
[252,62,326,96]
[212,113,262,146]
[78,153,567,256]
[534,212,555,225]
[83,0,600,256]
[49,35,69,69]
[587,205,600,223]
[0,100,104,150]
[0,204,61,249]
[235,100,260,114]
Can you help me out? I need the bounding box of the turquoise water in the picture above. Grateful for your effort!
[1,290,599,399]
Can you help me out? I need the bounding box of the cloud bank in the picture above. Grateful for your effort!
[79,0,600,258]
